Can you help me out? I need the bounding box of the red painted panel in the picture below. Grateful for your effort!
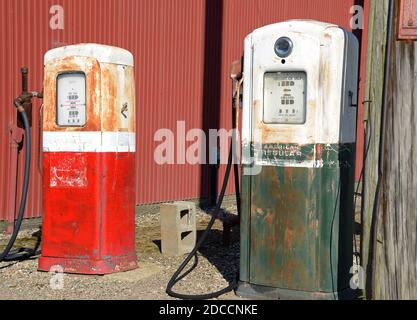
[41,152,102,259]
[101,152,136,259]
[0,0,369,221]
[40,152,136,274]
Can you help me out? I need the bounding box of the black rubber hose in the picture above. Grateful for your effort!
[232,90,241,217]
[166,82,241,300]
[0,108,31,262]
[166,143,236,300]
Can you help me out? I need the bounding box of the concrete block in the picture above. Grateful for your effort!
[160,201,196,256]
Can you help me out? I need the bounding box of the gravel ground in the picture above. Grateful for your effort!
[0,197,362,300]
[0,202,240,300]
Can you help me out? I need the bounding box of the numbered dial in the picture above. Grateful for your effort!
[263,72,307,125]
[56,72,86,127]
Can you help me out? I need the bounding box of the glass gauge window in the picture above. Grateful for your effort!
[263,72,307,125]
[56,72,86,127]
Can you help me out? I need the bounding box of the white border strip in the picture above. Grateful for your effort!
[254,159,324,169]
[43,131,136,153]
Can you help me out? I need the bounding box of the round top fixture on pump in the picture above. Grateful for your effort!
[274,37,293,58]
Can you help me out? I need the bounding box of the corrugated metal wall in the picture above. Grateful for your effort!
[0,0,368,221]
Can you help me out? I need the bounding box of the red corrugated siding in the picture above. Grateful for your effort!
[0,0,368,221]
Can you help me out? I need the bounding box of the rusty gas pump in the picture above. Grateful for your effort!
[2,44,138,274]
[38,44,137,275]
[236,20,359,300]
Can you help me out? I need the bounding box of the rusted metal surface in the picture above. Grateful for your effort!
[101,63,136,133]
[230,59,243,81]
[16,68,34,129]
[238,21,358,299]
[0,0,368,221]
[43,56,101,132]
[39,44,137,274]
[242,144,355,292]
[398,0,417,40]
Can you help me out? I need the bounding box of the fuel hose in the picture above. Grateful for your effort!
[166,81,242,300]
[0,100,32,262]
[166,143,237,300]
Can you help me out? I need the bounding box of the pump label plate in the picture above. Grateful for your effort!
[251,143,353,168]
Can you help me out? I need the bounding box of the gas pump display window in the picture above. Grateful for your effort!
[263,72,307,124]
[56,72,86,127]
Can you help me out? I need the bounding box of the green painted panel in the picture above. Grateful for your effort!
[239,166,251,282]
[240,143,355,294]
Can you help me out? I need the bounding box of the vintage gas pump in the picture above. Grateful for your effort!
[38,44,137,274]
[236,21,359,299]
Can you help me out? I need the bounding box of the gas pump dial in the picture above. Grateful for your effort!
[56,72,86,127]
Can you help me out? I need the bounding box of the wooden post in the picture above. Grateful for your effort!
[362,0,389,299]
[363,0,417,299]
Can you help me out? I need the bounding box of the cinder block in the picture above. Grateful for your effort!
[160,202,196,256]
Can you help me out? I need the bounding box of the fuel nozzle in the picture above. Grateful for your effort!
[230,59,243,81]
[230,59,243,110]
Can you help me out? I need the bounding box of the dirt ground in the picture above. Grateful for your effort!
[0,201,240,300]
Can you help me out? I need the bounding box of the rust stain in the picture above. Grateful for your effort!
[43,56,101,132]
[284,167,294,183]
[43,56,135,136]
[101,64,135,133]
[315,144,323,161]
[264,208,273,224]
[253,97,320,144]
[127,67,136,131]
[256,207,263,216]
[324,32,332,39]
[284,228,293,248]
[102,65,117,131]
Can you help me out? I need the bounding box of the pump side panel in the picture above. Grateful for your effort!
[100,64,137,262]
[247,143,355,293]
[100,153,136,261]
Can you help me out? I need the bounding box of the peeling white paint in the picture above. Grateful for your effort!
[50,155,88,188]
[241,20,359,167]
[44,43,134,66]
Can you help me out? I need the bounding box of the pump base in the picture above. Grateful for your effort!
[38,254,138,275]
[235,282,356,300]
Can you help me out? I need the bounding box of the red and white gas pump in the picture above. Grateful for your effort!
[38,44,137,275]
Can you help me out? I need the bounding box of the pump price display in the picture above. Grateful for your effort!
[263,71,307,124]
[57,72,86,127]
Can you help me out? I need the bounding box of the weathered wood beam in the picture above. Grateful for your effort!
[363,0,417,300]
[362,0,390,299]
